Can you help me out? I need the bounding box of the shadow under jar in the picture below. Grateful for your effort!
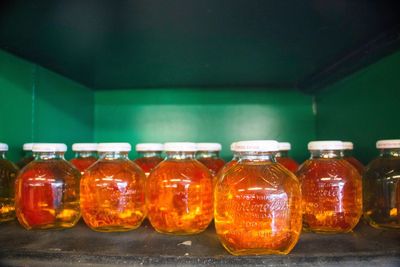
[296,141,362,233]
[214,140,302,255]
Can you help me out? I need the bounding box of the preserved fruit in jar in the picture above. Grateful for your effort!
[0,143,19,222]
[276,142,299,173]
[69,143,98,175]
[15,143,80,229]
[16,143,35,169]
[363,139,400,229]
[297,141,362,233]
[215,140,302,255]
[343,142,364,175]
[133,143,164,176]
[196,143,225,178]
[80,143,146,232]
[147,142,213,235]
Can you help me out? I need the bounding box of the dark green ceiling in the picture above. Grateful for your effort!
[0,1,399,90]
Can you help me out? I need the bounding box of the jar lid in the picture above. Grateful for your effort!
[72,143,98,151]
[230,142,237,151]
[0,143,8,151]
[235,140,279,152]
[376,139,400,149]
[164,142,197,152]
[97,143,131,152]
[308,141,344,151]
[32,143,67,152]
[196,143,222,151]
[135,143,164,152]
[278,142,291,151]
[23,143,34,151]
[342,141,354,150]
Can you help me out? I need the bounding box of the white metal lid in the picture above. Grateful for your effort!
[342,141,354,150]
[97,143,131,152]
[308,141,344,151]
[72,143,98,151]
[235,140,279,152]
[0,143,8,151]
[230,142,237,151]
[23,143,34,151]
[196,143,222,151]
[164,142,197,152]
[135,143,164,152]
[376,139,400,149]
[278,142,291,151]
[32,143,67,152]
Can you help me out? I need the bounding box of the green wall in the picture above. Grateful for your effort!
[316,51,400,164]
[95,89,315,161]
[0,50,94,162]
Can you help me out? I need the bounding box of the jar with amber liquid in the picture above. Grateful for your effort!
[196,143,226,178]
[70,143,98,175]
[15,143,81,230]
[133,143,164,177]
[297,141,362,233]
[0,143,19,222]
[343,142,364,175]
[276,142,299,173]
[214,140,302,255]
[147,142,213,235]
[363,140,400,229]
[216,142,239,178]
[16,143,35,169]
[80,143,146,232]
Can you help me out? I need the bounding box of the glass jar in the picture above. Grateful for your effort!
[147,142,213,235]
[80,143,146,232]
[70,143,98,175]
[343,142,364,175]
[363,139,400,229]
[297,141,362,233]
[276,142,299,173]
[215,140,302,255]
[196,143,226,178]
[15,143,81,230]
[16,143,35,169]
[0,143,19,222]
[133,143,164,177]
[216,142,239,177]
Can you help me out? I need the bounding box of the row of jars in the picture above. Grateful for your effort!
[0,139,399,256]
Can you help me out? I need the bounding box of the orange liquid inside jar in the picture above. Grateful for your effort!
[297,141,362,233]
[343,142,364,175]
[15,143,81,230]
[0,144,19,222]
[133,143,164,176]
[70,143,98,175]
[80,143,146,232]
[363,140,400,229]
[196,143,225,178]
[276,142,299,173]
[215,141,302,255]
[147,142,213,235]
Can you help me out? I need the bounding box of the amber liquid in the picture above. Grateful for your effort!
[215,159,302,255]
[297,158,362,233]
[276,157,299,173]
[70,157,98,174]
[0,159,19,222]
[16,156,35,170]
[363,156,400,229]
[345,156,364,175]
[15,159,81,229]
[134,156,163,176]
[198,157,226,178]
[147,158,213,235]
[80,159,146,232]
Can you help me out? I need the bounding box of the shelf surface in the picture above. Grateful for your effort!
[0,220,399,266]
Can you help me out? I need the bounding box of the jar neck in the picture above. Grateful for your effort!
[166,151,196,160]
[237,151,276,162]
[276,150,289,158]
[379,148,400,158]
[35,152,65,160]
[0,151,6,159]
[196,150,219,159]
[99,151,130,160]
[310,150,344,159]
[74,151,98,158]
[137,151,162,158]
